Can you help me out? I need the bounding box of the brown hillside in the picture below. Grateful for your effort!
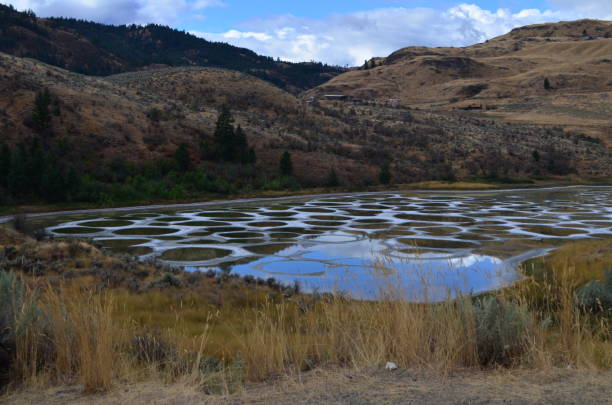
[308,20,612,146]
[1,51,611,184]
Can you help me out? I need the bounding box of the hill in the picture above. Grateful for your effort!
[307,19,612,145]
[0,4,345,93]
[1,50,611,196]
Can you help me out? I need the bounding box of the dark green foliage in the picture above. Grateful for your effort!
[0,143,10,188]
[0,4,345,92]
[174,143,192,172]
[545,148,574,175]
[279,151,293,176]
[532,150,540,162]
[326,168,340,187]
[544,78,551,90]
[379,161,392,185]
[211,107,256,164]
[575,270,612,313]
[31,88,52,135]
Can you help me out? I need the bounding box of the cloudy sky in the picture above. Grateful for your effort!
[5,0,612,65]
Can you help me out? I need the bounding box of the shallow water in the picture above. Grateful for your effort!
[45,187,612,300]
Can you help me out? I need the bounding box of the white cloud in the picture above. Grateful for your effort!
[550,0,612,14]
[192,3,594,66]
[6,1,610,66]
[6,0,226,25]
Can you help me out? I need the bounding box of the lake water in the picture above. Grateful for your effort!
[45,187,612,300]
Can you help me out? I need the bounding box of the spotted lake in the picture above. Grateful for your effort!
[42,187,612,300]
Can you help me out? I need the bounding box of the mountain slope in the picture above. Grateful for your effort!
[308,19,612,145]
[0,4,344,93]
[1,51,611,186]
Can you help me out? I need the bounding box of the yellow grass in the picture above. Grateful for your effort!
[3,240,611,394]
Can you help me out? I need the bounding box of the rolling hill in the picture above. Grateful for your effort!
[1,49,610,188]
[307,19,612,145]
[0,4,345,93]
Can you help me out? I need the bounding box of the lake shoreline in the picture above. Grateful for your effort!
[2,182,611,224]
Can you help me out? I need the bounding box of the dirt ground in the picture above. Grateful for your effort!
[3,368,610,405]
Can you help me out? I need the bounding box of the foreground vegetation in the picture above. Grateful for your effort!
[0,225,610,396]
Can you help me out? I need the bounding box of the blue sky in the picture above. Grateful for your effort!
[6,0,611,65]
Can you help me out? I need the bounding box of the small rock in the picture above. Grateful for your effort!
[385,362,398,371]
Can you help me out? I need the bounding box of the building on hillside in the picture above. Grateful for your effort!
[321,94,350,101]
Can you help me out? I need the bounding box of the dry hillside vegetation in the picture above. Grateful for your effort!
[309,19,612,146]
[1,43,612,184]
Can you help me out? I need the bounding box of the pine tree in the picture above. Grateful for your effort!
[544,78,551,90]
[379,161,392,185]
[0,143,11,188]
[279,151,293,176]
[234,125,253,163]
[213,105,235,161]
[32,88,52,135]
[174,143,192,172]
[326,168,339,187]
[8,143,28,196]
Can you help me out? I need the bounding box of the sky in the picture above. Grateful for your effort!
[4,0,612,66]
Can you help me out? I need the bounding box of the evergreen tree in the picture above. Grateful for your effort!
[326,168,339,187]
[379,161,392,185]
[8,143,28,197]
[0,143,10,188]
[213,105,235,161]
[235,125,254,164]
[32,88,52,135]
[532,150,541,162]
[174,143,192,172]
[279,151,293,176]
[544,78,551,90]
[245,147,257,165]
[26,137,45,192]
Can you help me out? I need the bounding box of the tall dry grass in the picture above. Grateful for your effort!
[2,255,610,394]
[7,282,117,392]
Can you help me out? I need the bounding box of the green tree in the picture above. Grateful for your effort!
[326,168,339,187]
[174,143,192,172]
[213,105,235,161]
[532,150,541,162]
[379,161,392,185]
[32,88,52,135]
[279,151,293,176]
[0,143,11,188]
[543,78,551,90]
[235,125,256,164]
[8,143,28,196]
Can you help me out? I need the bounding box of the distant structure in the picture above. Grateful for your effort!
[387,99,401,104]
[461,104,483,111]
[306,95,363,103]
[321,94,350,101]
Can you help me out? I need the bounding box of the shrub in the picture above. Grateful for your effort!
[575,270,612,313]
[473,297,532,366]
[11,214,29,235]
[149,273,182,289]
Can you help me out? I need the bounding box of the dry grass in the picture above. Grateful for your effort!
[1,238,610,395]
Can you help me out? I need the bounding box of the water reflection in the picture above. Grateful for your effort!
[45,187,612,299]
